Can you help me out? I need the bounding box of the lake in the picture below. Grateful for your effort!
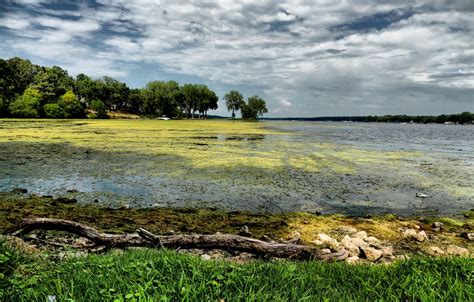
[0,119,472,216]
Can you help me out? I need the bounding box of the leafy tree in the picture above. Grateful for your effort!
[43,103,66,118]
[32,66,74,104]
[241,95,268,119]
[0,59,15,108]
[141,80,180,116]
[181,84,200,118]
[58,90,84,118]
[6,57,39,96]
[90,99,108,119]
[196,85,218,118]
[8,88,41,118]
[224,90,244,118]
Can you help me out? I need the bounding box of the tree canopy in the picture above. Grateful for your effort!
[0,57,221,119]
[240,95,268,119]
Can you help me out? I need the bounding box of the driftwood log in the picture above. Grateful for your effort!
[6,218,348,261]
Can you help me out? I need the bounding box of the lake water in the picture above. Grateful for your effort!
[1,120,473,216]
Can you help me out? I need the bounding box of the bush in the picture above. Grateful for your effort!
[8,94,40,118]
[43,103,66,118]
[90,99,108,119]
[59,90,84,118]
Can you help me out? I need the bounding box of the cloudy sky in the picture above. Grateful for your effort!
[0,0,473,117]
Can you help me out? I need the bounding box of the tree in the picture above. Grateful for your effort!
[6,57,39,96]
[141,81,181,116]
[241,95,268,119]
[8,88,41,118]
[43,103,66,118]
[196,85,218,118]
[90,99,108,119]
[224,90,244,118]
[32,66,74,104]
[58,90,84,118]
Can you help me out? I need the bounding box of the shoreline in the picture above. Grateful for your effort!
[2,192,472,263]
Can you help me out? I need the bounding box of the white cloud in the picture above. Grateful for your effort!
[0,0,473,116]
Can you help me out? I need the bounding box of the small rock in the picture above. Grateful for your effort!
[460,232,474,241]
[11,188,28,194]
[364,236,382,247]
[239,225,252,237]
[317,233,339,250]
[312,240,324,246]
[201,254,211,261]
[446,245,469,257]
[346,256,360,264]
[416,231,428,242]
[340,236,361,257]
[320,248,332,255]
[354,231,367,239]
[360,246,383,262]
[403,229,418,238]
[428,246,445,256]
[381,246,394,257]
[432,222,444,232]
[416,193,429,198]
[335,226,357,235]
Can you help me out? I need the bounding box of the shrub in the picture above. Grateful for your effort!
[43,103,67,118]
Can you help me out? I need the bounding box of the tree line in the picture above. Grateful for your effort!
[0,57,268,119]
[263,112,474,124]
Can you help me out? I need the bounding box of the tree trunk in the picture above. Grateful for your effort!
[6,218,348,261]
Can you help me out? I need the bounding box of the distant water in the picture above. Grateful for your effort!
[267,122,474,162]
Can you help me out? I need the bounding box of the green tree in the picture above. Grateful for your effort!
[196,84,218,118]
[6,57,39,96]
[32,66,74,104]
[8,88,41,118]
[90,99,108,119]
[241,95,268,119]
[58,90,84,118]
[141,80,181,117]
[43,103,66,118]
[224,90,244,118]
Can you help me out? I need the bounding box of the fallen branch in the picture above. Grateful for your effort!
[6,218,348,261]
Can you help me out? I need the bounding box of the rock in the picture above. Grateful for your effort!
[335,226,357,235]
[428,246,445,256]
[53,197,78,204]
[312,240,324,246]
[320,248,332,255]
[286,231,301,244]
[354,231,367,239]
[360,246,383,262]
[416,231,428,242]
[460,232,474,241]
[446,245,469,257]
[403,229,427,242]
[346,256,360,264]
[317,233,339,250]
[239,225,252,237]
[381,246,394,257]
[432,222,444,229]
[416,193,429,198]
[364,236,382,247]
[201,254,211,261]
[11,188,28,194]
[340,236,361,256]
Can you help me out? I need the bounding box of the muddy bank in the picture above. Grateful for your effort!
[1,193,472,262]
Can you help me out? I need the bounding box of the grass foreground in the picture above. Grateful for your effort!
[1,241,473,302]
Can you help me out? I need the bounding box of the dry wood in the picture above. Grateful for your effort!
[6,217,348,261]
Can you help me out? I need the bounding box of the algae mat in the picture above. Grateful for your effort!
[0,119,472,216]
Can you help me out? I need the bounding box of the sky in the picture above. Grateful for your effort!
[0,0,473,117]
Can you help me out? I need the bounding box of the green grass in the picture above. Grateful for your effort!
[1,242,473,301]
